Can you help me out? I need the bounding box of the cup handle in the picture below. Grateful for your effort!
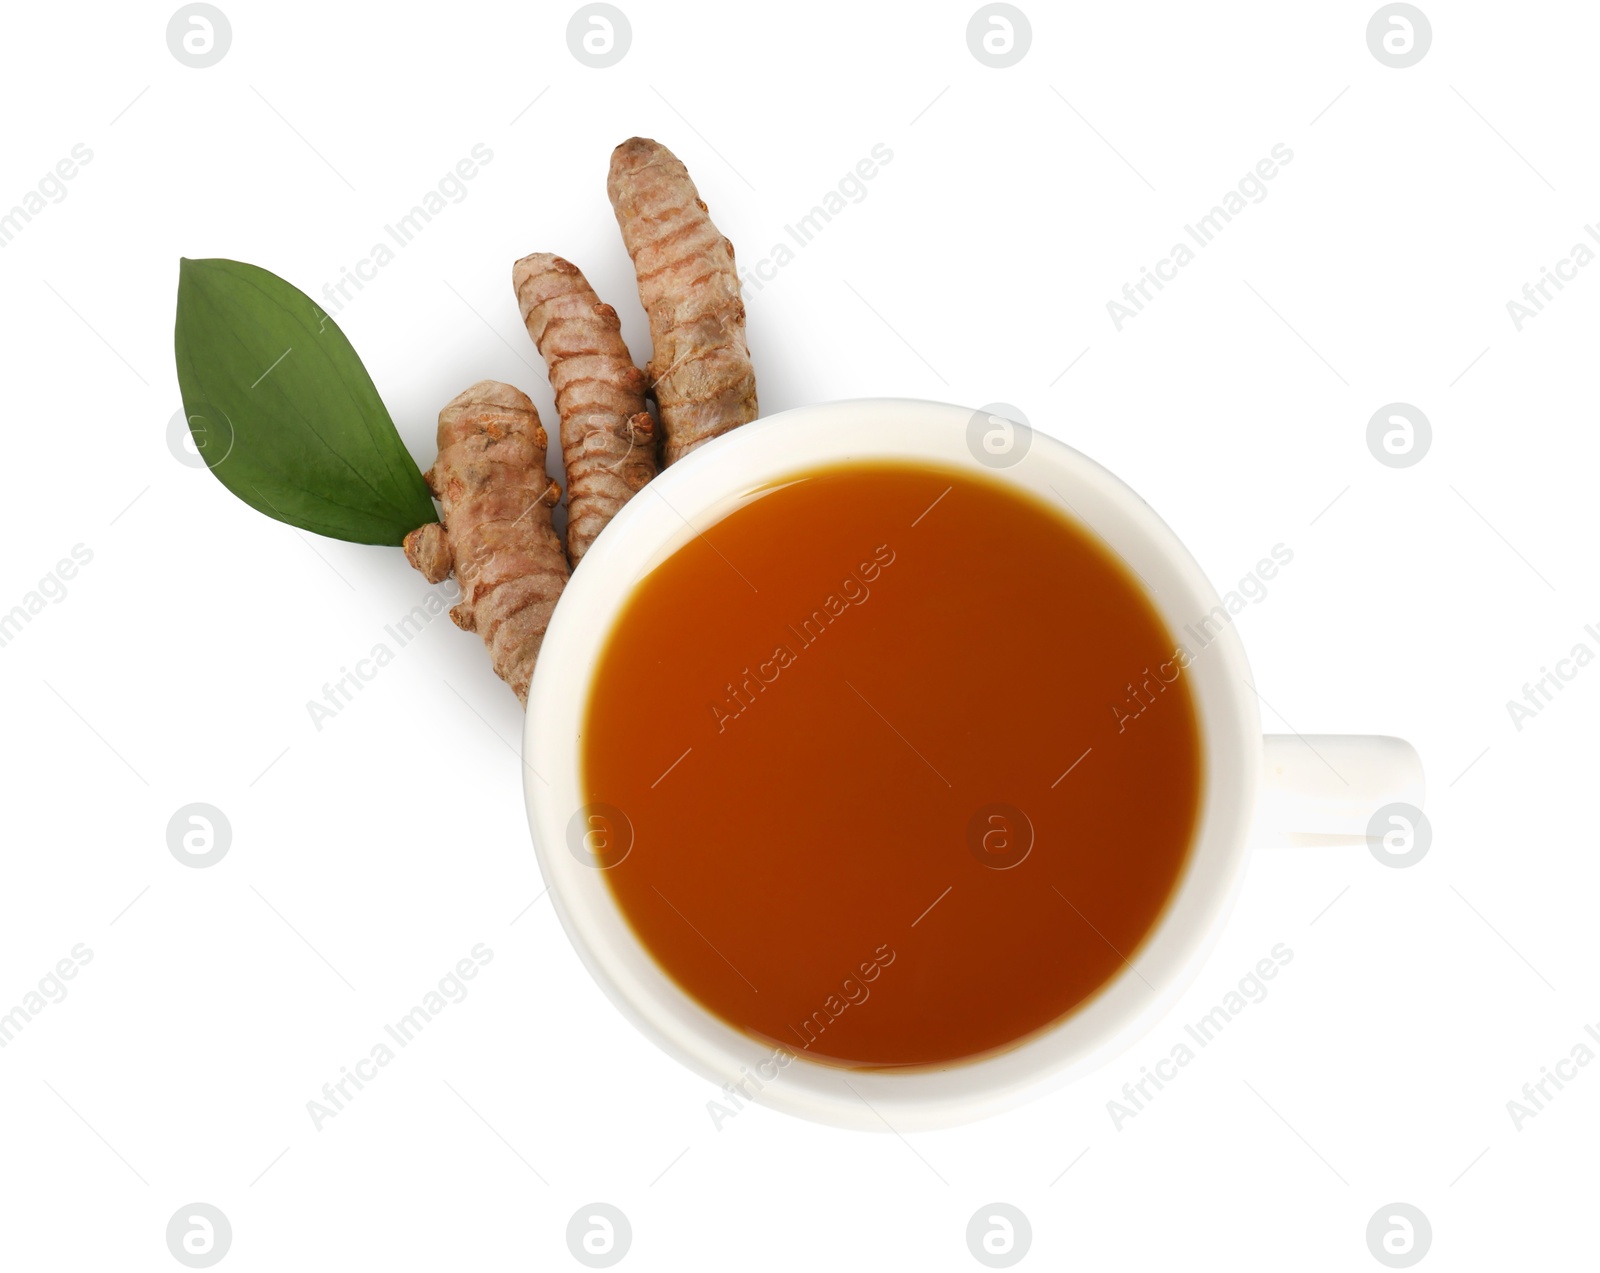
[1256,735,1425,848]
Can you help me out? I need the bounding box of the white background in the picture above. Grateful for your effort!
[2,0,1595,1268]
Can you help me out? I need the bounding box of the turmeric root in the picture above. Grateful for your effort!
[512,253,657,565]
[607,137,757,465]
[403,381,569,704]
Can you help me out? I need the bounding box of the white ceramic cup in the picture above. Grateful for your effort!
[523,398,1424,1131]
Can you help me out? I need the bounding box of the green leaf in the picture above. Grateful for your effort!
[173,258,436,546]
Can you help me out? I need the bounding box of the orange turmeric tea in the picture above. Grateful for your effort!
[581,461,1202,1068]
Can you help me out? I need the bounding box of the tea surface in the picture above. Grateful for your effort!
[581,461,1201,1067]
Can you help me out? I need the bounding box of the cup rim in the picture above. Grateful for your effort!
[524,398,1262,1131]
